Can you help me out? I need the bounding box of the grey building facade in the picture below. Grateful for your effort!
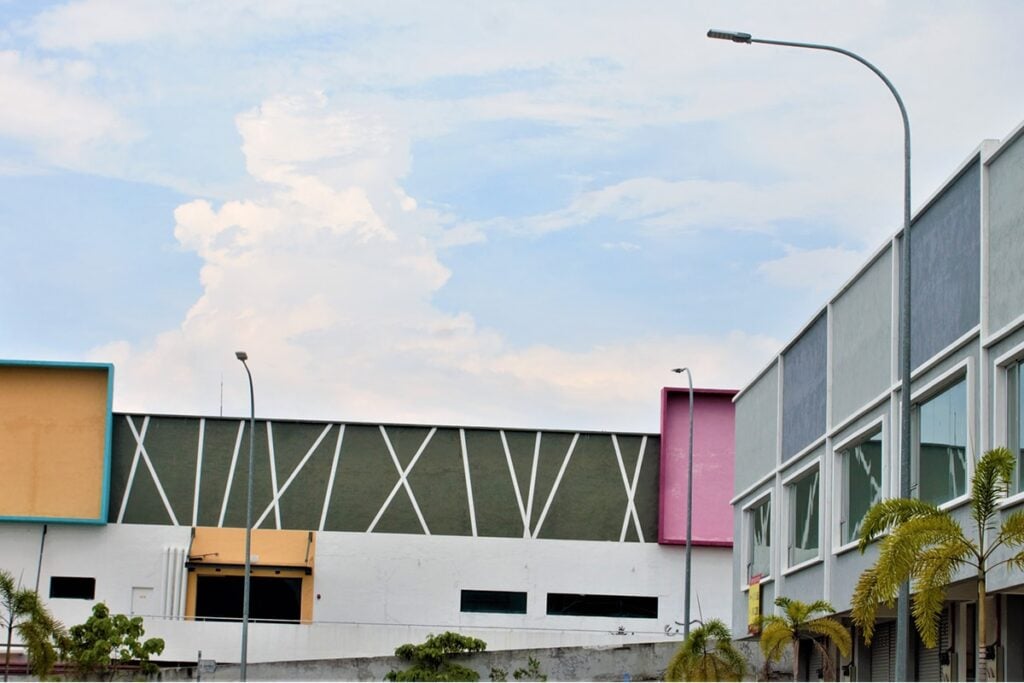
[731,118,1024,682]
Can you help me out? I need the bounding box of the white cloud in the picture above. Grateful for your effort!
[757,245,868,295]
[0,50,134,164]
[93,92,779,431]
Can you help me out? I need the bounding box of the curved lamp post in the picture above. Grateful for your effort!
[670,367,695,638]
[707,29,912,678]
[235,351,255,682]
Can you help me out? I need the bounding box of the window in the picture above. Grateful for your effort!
[788,467,819,566]
[839,432,883,545]
[914,378,968,505]
[747,497,771,581]
[194,574,302,623]
[546,593,657,619]
[1008,362,1024,492]
[49,576,95,599]
[461,590,527,614]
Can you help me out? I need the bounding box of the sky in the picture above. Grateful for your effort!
[2,1,1023,433]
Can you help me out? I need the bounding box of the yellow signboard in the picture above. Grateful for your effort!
[748,574,762,635]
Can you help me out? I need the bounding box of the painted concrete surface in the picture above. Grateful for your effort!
[0,523,733,664]
[659,388,736,545]
[733,363,778,493]
[988,129,1024,334]
[781,313,827,461]
[830,248,892,425]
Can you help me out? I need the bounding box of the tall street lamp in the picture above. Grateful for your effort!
[235,351,255,682]
[671,367,695,638]
[707,29,912,678]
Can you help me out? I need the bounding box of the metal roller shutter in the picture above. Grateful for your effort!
[917,610,951,682]
[871,621,895,681]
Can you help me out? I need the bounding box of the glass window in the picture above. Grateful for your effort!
[748,498,771,581]
[914,379,968,505]
[1009,362,1024,493]
[840,432,883,545]
[461,590,527,614]
[788,468,819,566]
[49,576,95,600]
[546,593,657,619]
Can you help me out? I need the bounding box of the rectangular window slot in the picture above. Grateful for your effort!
[1009,362,1023,493]
[460,590,527,614]
[194,575,302,623]
[545,593,657,619]
[49,576,96,600]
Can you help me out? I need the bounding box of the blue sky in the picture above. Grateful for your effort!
[2,1,1023,431]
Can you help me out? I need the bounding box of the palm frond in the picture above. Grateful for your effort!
[804,618,852,659]
[665,619,745,682]
[994,510,1024,554]
[759,618,792,663]
[857,498,942,550]
[850,565,887,644]
[972,447,1015,527]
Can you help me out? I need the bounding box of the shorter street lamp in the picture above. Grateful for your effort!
[671,367,695,638]
[235,351,255,682]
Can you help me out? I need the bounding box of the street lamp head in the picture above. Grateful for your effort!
[671,367,686,374]
[235,351,248,361]
[707,29,752,43]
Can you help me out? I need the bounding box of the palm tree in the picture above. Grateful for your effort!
[759,597,851,682]
[0,570,63,682]
[665,619,746,682]
[851,446,1024,682]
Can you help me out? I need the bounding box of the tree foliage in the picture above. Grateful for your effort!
[851,447,1022,682]
[760,597,851,683]
[386,631,487,682]
[1,570,64,681]
[664,619,746,682]
[61,602,164,681]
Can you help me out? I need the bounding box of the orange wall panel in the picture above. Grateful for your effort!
[0,363,112,522]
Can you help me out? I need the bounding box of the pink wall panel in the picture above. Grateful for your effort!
[659,387,736,546]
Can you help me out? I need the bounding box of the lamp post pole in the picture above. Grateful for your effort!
[707,30,912,678]
[235,351,255,682]
[671,367,695,638]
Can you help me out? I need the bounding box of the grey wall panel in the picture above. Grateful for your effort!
[779,562,824,604]
[782,314,827,460]
[908,161,981,370]
[831,249,893,425]
[988,134,1024,333]
[830,543,880,610]
[735,364,779,492]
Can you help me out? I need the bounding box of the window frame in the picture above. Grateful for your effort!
[832,417,887,555]
[909,360,973,510]
[994,340,1024,507]
[742,490,773,588]
[782,456,822,573]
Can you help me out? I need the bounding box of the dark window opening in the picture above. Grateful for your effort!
[194,575,302,623]
[461,590,527,614]
[546,593,657,619]
[49,576,95,599]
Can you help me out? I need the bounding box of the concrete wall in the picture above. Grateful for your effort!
[0,522,733,664]
[782,314,828,461]
[734,364,778,493]
[660,389,736,545]
[987,130,1024,334]
[831,248,892,424]
[907,160,981,370]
